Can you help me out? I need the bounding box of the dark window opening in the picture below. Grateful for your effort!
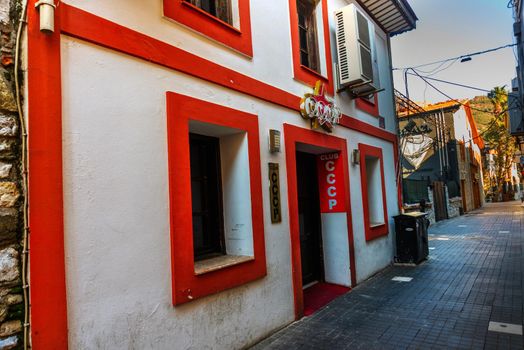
[185,0,232,24]
[189,133,225,261]
[297,0,320,73]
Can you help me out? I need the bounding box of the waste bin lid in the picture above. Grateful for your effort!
[394,212,428,218]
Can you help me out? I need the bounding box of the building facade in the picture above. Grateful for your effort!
[24,0,416,348]
[511,0,524,137]
[399,101,484,221]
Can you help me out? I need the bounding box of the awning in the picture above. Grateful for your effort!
[357,0,418,36]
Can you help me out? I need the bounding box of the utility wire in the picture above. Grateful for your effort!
[409,68,516,116]
[393,43,517,70]
[405,73,492,93]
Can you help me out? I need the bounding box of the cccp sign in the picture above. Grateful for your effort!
[316,152,345,213]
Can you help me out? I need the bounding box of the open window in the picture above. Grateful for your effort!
[163,0,253,56]
[289,0,333,94]
[359,144,388,241]
[167,92,266,305]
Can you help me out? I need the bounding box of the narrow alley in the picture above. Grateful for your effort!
[253,202,524,349]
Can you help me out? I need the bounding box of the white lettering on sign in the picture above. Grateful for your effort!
[318,152,344,213]
[320,153,339,161]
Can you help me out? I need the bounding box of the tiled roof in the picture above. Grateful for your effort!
[398,100,463,117]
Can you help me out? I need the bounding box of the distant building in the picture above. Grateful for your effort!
[398,100,484,221]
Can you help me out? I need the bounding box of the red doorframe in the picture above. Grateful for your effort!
[283,124,356,319]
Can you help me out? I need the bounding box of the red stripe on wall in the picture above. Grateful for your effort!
[27,0,69,348]
[59,3,397,145]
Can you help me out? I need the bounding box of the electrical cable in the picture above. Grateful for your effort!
[409,68,516,116]
[14,1,29,349]
[419,59,459,77]
[405,73,492,93]
[393,43,517,71]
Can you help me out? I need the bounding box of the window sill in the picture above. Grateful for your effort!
[194,255,254,275]
[299,64,328,81]
[370,222,386,228]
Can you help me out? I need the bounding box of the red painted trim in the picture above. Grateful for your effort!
[284,124,356,319]
[463,102,485,149]
[338,114,396,144]
[60,4,395,146]
[358,143,389,241]
[163,0,253,56]
[166,92,266,305]
[355,94,380,117]
[288,0,334,95]
[27,0,69,348]
[61,4,296,111]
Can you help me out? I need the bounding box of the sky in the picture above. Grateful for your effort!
[391,0,517,105]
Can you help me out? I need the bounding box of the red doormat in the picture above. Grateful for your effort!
[303,282,350,316]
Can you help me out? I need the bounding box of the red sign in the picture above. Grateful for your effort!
[317,152,346,213]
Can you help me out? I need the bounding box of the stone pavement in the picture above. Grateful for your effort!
[252,202,524,349]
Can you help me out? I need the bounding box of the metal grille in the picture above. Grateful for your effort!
[356,11,370,48]
[336,11,349,81]
[359,44,373,80]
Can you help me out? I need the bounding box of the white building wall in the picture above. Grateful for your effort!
[57,0,401,348]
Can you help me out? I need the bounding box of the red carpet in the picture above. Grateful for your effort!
[303,282,351,316]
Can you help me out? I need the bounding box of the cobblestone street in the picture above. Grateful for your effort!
[253,202,524,349]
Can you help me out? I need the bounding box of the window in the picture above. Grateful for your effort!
[288,0,333,94]
[359,144,388,241]
[184,0,232,24]
[163,0,253,56]
[190,133,225,261]
[167,92,266,306]
[297,0,320,72]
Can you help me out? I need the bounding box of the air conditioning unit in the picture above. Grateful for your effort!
[335,4,379,96]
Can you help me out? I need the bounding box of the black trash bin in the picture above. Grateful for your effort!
[394,212,429,264]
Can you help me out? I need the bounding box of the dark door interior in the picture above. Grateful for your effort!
[296,151,323,287]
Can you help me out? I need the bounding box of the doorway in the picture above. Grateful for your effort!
[296,151,323,287]
[284,124,355,319]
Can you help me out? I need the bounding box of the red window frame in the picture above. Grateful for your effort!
[166,92,266,305]
[355,94,379,117]
[163,0,253,56]
[358,143,388,241]
[288,0,334,95]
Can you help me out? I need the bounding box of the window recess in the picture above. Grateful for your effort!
[297,0,320,73]
[163,0,253,56]
[358,144,388,241]
[167,92,266,305]
[288,0,334,94]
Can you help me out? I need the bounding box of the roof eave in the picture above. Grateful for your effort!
[390,0,417,36]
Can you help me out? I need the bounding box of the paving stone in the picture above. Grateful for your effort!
[251,202,524,349]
